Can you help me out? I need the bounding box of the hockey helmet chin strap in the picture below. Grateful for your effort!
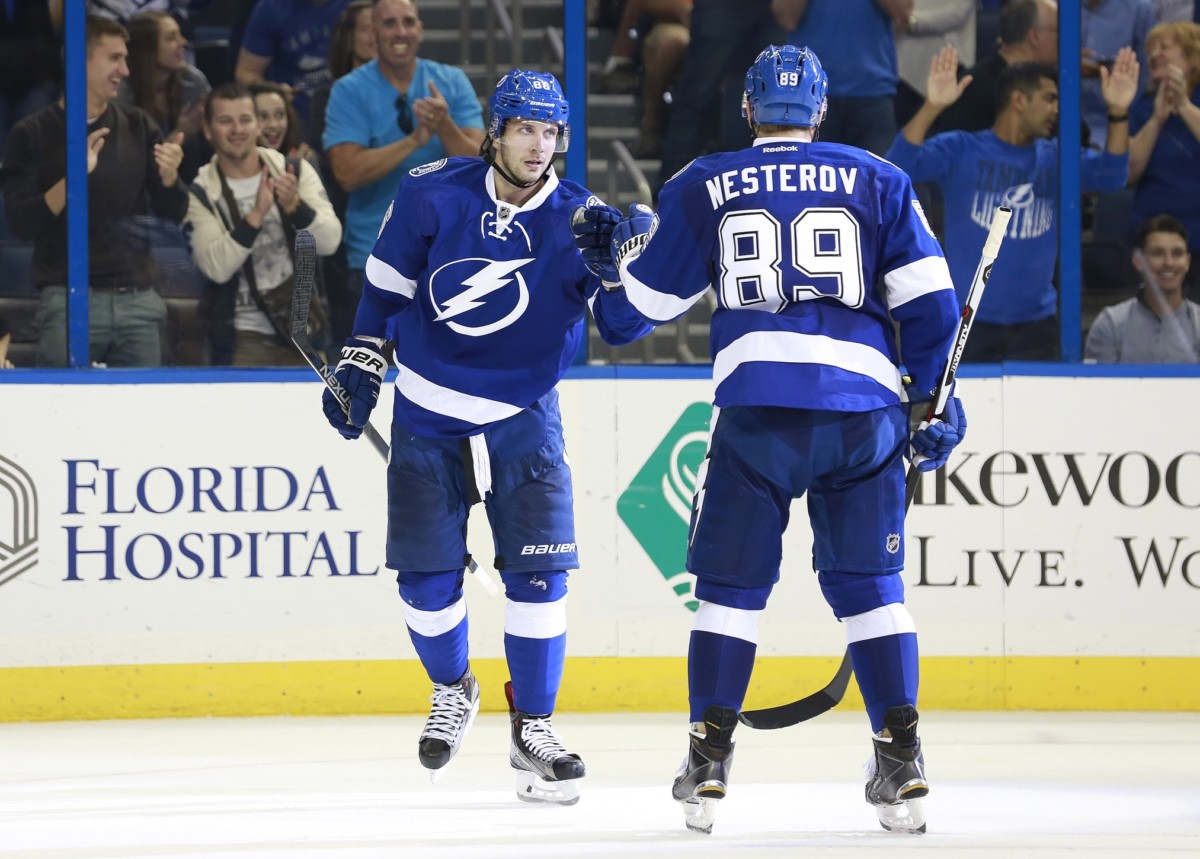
[481,132,555,191]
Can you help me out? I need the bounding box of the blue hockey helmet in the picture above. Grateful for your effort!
[742,44,828,129]
[488,69,571,153]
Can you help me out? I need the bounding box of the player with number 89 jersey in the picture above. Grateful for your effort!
[627,98,956,414]
[580,45,963,836]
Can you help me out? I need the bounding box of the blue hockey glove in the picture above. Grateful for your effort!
[611,203,655,273]
[322,337,387,440]
[906,389,967,472]
[571,203,622,284]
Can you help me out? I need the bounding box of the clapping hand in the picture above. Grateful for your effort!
[85,127,109,174]
[154,130,185,186]
[413,80,451,138]
[270,162,300,216]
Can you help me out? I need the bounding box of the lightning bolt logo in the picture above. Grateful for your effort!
[428,257,535,336]
[433,258,534,321]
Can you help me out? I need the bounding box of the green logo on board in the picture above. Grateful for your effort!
[617,403,711,612]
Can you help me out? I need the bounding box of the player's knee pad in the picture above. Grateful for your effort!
[818,570,905,619]
[500,569,568,603]
[396,568,465,611]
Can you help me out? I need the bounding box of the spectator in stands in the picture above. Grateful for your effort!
[886,47,1139,361]
[235,0,353,121]
[184,82,341,366]
[655,0,783,196]
[323,0,483,342]
[1083,0,1155,149]
[1086,214,1199,360]
[774,0,907,155]
[594,0,692,159]
[1,0,63,154]
[250,81,317,169]
[1128,20,1200,255]
[0,15,188,368]
[935,0,1059,134]
[121,11,209,142]
[0,316,13,368]
[894,0,976,126]
[308,0,375,150]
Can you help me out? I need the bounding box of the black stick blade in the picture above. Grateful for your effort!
[738,651,854,730]
[291,230,317,338]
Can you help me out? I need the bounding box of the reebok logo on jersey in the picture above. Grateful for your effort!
[519,543,576,556]
[761,145,799,153]
[429,257,535,336]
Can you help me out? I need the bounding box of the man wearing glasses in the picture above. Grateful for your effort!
[323,0,484,341]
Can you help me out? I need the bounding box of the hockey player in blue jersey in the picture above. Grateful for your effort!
[321,69,650,805]
[574,45,965,834]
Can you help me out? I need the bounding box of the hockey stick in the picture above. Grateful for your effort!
[290,230,391,461]
[739,206,1013,731]
[290,231,499,597]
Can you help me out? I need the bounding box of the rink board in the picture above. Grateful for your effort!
[1,370,1198,720]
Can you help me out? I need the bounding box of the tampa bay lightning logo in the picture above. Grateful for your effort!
[429,257,535,336]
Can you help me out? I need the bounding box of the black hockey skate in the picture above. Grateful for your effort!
[505,681,585,805]
[417,667,480,781]
[671,704,737,834]
[864,704,929,834]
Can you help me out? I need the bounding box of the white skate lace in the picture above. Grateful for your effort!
[422,683,472,744]
[519,717,570,763]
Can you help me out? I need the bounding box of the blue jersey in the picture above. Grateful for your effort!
[886,131,1129,324]
[355,158,650,438]
[614,138,959,410]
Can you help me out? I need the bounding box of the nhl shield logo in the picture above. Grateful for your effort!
[498,205,511,219]
[886,533,900,554]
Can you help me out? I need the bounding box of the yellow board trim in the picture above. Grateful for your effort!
[3,656,1198,722]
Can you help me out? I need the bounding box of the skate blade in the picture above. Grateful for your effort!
[514,771,581,806]
[680,797,720,834]
[875,797,927,834]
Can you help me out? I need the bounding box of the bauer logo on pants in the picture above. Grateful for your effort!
[0,454,39,586]
[617,403,711,613]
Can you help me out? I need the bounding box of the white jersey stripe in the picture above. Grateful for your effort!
[365,254,418,298]
[883,255,955,311]
[395,363,523,425]
[620,260,699,323]
[712,330,904,395]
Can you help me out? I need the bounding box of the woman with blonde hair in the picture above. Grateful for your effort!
[1128,21,1200,254]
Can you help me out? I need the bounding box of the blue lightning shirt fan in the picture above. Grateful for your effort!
[322,69,650,808]
[581,46,963,836]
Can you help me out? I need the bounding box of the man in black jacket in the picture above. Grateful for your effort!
[1,14,188,367]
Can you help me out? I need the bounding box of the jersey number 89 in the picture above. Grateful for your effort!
[717,207,865,311]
